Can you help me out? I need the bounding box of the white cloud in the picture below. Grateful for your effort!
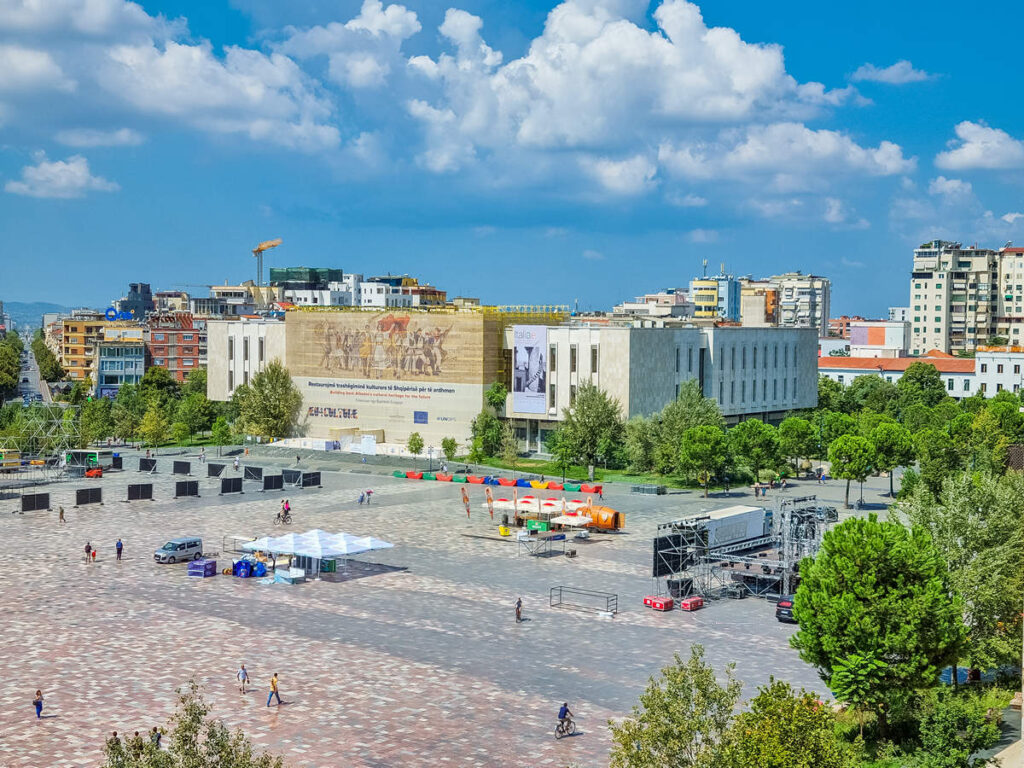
[582,248,604,260]
[668,192,707,207]
[579,154,657,195]
[329,52,390,88]
[55,127,143,146]
[1002,212,1024,225]
[439,9,501,66]
[0,44,74,91]
[935,121,1024,171]
[928,175,973,199]
[851,60,932,85]
[0,0,171,37]
[749,197,803,218]
[823,197,869,228]
[687,228,717,243]
[101,41,339,151]
[5,152,118,198]
[345,0,420,39]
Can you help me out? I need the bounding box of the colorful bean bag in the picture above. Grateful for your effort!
[423,472,436,481]
[547,482,564,491]
[581,484,601,494]
[516,478,532,488]
[498,477,516,486]
[530,480,548,489]
[392,470,405,478]
[564,483,581,492]
[452,475,467,483]
[467,475,485,484]
[406,471,424,480]
[435,473,453,482]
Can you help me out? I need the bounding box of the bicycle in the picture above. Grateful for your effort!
[554,718,576,739]
[273,512,292,526]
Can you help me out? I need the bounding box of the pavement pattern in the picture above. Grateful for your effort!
[0,450,895,767]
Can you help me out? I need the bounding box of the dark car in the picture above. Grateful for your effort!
[775,595,797,623]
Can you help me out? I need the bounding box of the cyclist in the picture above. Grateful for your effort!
[558,702,573,731]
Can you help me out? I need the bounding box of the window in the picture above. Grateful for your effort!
[981,363,988,373]
[243,370,249,386]
[549,383,556,409]
[998,364,1004,374]
[228,338,234,360]
[742,347,747,370]
[243,338,249,362]
[228,370,234,391]
[155,358,164,366]
[153,333,164,341]
[741,381,746,402]
[773,379,777,399]
[549,345,557,371]
[762,380,767,400]
[570,384,577,404]
[752,346,757,369]
[731,347,735,369]
[980,382,987,393]
[963,378,971,392]
[688,347,693,372]
[719,381,724,401]
[785,378,790,396]
[998,383,1004,392]
[570,345,577,373]
[763,345,768,370]
[591,345,598,374]
[675,347,680,373]
[1015,365,1021,374]
[730,381,735,403]
[258,338,265,363]
[184,359,193,367]
[182,334,193,341]
[947,378,954,390]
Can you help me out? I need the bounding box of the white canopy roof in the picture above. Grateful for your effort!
[242,529,392,558]
[550,515,592,527]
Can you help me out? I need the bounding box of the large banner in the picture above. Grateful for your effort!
[512,325,547,414]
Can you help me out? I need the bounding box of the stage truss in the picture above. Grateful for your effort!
[0,403,80,488]
[652,495,836,602]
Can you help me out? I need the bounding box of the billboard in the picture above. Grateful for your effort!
[512,325,547,414]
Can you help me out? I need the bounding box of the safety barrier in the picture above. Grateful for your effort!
[175,480,200,498]
[172,461,191,476]
[243,466,263,481]
[138,458,157,473]
[262,474,284,492]
[301,471,321,488]
[21,493,50,512]
[126,483,153,502]
[207,463,225,477]
[75,488,103,507]
[549,586,618,615]
[219,477,243,495]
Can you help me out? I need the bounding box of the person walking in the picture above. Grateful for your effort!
[58,506,65,524]
[115,539,123,561]
[266,673,282,707]
[515,597,523,623]
[358,492,365,505]
[233,456,240,471]
[365,489,373,504]
[296,454,301,465]
[237,663,250,693]
[32,690,43,719]
[84,541,92,563]
[199,449,206,464]
[150,727,162,749]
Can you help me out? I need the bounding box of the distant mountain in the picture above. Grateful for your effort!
[2,301,81,330]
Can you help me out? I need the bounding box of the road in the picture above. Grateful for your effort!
[9,332,51,405]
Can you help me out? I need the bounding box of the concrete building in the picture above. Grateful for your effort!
[848,320,910,358]
[909,240,998,355]
[504,323,819,452]
[206,317,287,396]
[818,353,976,398]
[739,281,778,327]
[612,289,693,319]
[975,347,1024,395]
[61,312,106,383]
[154,291,190,312]
[889,306,909,322]
[113,283,154,318]
[94,326,145,398]
[828,315,868,339]
[993,246,1024,344]
[146,312,206,383]
[690,271,741,321]
[770,272,830,333]
[819,338,850,356]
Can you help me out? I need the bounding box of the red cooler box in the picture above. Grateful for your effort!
[643,595,674,611]
[680,596,704,612]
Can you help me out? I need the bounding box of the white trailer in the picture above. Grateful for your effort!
[681,505,769,549]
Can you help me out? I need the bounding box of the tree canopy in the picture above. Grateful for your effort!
[558,382,624,467]
[234,360,302,440]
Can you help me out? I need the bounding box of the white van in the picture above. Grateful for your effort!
[154,537,203,563]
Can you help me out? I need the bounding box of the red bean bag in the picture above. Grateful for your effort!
[406,471,423,480]
[467,475,484,484]
[435,473,453,481]
[498,477,516,486]
[547,482,563,491]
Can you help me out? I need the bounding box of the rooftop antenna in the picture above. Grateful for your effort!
[702,258,708,277]
[720,262,725,277]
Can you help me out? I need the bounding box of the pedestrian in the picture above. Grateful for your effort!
[515,597,522,623]
[599,487,604,501]
[129,731,144,758]
[366,489,373,504]
[233,456,239,471]
[296,454,301,465]
[199,449,206,464]
[245,447,249,457]
[150,727,162,749]
[33,690,43,719]
[267,673,282,706]
[58,506,65,524]
[91,549,97,562]
[358,493,365,505]
[116,538,123,561]
[146,449,151,459]
[84,541,92,562]
[237,663,249,693]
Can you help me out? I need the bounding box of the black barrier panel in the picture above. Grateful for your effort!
[126,484,153,501]
[175,481,200,498]
[208,463,225,477]
[243,466,263,481]
[139,458,156,472]
[111,456,123,470]
[21,493,50,512]
[75,487,102,506]
[282,469,301,485]
[262,474,284,491]
[220,477,243,495]
[172,461,190,476]
[301,472,321,488]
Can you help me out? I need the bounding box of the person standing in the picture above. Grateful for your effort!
[84,542,92,563]
[237,664,249,693]
[358,493,365,505]
[58,506,65,524]
[296,454,301,465]
[115,539,123,561]
[32,690,43,719]
[515,597,523,623]
[366,489,373,504]
[267,673,282,707]
[233,456,240,471]
[150,727,162,749]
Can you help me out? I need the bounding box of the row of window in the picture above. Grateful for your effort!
[717,377,798,405]
[228,337,266,363]
[549,343,599,375]
[717,343,794,371]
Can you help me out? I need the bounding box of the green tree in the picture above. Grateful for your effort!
[720,679,852,768]
[900,472,1024,671]
[406,431,424,458]
[139,365,181,410]
[112,383,145,442]
[915,428,962,496]
[67,379,88,405]
[546,428,575,482]
[441,436,458,463]
[171,421,191,445]
[896,362,948,408]
[234,360,302,440]
[559,382,624,468]
[728,419,779,482]
[778,417,815,475]
[827,434,875,508]
[210,416,232,446]
[79,397,113,447]
[817,376,844,412]
[609,645,740,768]
[483,381,508,412]
[175,393,213,441]
[500,420,519,475]
[624,416,658,474]
[829,652,888,739]
[914,690,1002,768]
[870,422,915,497]
[138,403,170,448]
[470,409,501,457]
[654,381,724,474]
[679,425,729,497]
[102,679,284,768]
[841,375,897,415]
[181,367,208,398]
[791,515,965,735]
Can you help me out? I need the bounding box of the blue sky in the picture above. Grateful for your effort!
[1,0,1022,314]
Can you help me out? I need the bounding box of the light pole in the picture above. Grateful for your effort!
[428,446,433,472]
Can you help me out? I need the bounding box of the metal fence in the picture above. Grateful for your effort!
[549,586,618,615]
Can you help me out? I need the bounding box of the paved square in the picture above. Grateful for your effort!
[0,451,888,767]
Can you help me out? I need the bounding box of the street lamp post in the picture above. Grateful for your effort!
[428,446,433,472]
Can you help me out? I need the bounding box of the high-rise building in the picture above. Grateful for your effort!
[769,272,831,334]
[909,240,998,355]
[888,306,909,322]
[739,281,778,327]
[114,283,155,319]
[146,312,205,383]
[95,326,145,398]
[993,246,1024,344]
[689,270,741,321]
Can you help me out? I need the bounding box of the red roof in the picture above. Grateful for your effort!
[819,356,975,373]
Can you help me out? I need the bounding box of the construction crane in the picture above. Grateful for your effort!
[252,238,282,287]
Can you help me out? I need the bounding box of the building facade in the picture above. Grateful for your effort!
[146,312,204,383]
[95,327,145,398]
[818,354,976,398]
[61,312,106,383]
[889,306,909,322]
[770,272,830,333]
[206,317,287,396]
[689,274,741,321]
[848,320,910,358]
[612,289,694,319]
[739,281,778,327]
[113,283,155,318]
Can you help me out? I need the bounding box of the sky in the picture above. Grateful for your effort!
[1,0,1022,315]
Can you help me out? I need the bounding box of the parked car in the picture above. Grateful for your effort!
[21,377,28,383]
[775,595,797,623]
[154,537,203,563]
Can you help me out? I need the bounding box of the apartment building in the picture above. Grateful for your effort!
[612,289,694,319]
[689,273,741,321]
[992,246,1024,343]
[770,272,831,333]
[95,326,145,398]
[909,240,998,355]
[146,312,205,383]
[61,312,106,383]
[819,354,976,398]
[828,315,868,339]
[738,281,778,327]
[849,320,910,358]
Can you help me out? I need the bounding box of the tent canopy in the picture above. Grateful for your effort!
[242,529,392,558]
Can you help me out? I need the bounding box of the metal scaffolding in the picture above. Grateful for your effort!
[0,403,80,488]
[652,495,836,602]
